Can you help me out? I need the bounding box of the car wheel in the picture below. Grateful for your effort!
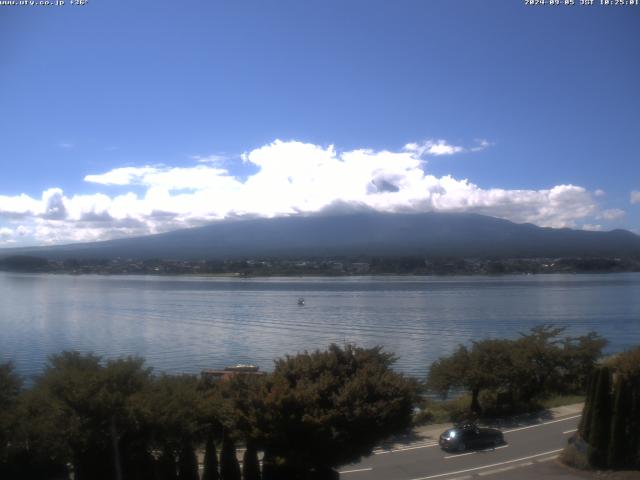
[494,435,502,447]
[458,442,466,452]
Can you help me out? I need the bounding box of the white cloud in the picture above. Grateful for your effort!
[594,189,605,197]
[631,191,640,205]
[582,224,603,231]
[0,139,613,245]
[599,209,625,221]
[470,139,492,152]
[0,227,13,238]
[404,139,465,157]
[84,166,159,186]
[192,154,228,164]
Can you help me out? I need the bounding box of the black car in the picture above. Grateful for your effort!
[439,422,504,452]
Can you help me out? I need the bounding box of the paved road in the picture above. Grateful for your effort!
[339,412,581,480]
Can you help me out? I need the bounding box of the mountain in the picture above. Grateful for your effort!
[2,212,640,260]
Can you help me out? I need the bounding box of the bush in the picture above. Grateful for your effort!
[561,438,590,470]
[441,395,475,423]
[411,408,434,426]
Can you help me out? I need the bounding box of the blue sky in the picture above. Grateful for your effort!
[1,0,639,246]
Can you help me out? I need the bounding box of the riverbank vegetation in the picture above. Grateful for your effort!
[0,345,416,480]
[2,254,640,276]
[425,325,606,417]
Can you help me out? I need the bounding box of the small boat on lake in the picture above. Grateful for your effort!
[297,297,305,306]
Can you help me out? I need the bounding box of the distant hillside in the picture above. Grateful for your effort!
[2,212,640,260]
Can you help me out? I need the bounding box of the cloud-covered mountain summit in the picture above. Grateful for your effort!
[0,140,621,247]
[4,211,639,261]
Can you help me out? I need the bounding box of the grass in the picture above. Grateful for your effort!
[413,394,474,426]
[413,392,585,427]
[540,394,585,409]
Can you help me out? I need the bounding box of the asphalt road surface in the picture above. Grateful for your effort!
[339,414,581,480]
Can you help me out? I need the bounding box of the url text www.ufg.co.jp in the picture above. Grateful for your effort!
[0,0,88,6]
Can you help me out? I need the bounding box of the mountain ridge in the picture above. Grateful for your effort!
[1,212,639,260]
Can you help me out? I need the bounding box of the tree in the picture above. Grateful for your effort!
[23,352,153,480]
[242,442,260,480]
[587,367,612,468]
[426,345,469,399]
[510,325,566,402]
[578,370,598,443]
[177,442,200,480]
[202,433,220,480]
[100,356,153,480]
[560,332,607,393]
[34,351,113,480]
[427,326,606,416]
[253,344,416,478]
[606,345,640,378]
[0,362,23,475]
[134,373,205,473]
[608,377,631,468]
[427,340,513,414]
[220,434,241,480]
[575,347,640,470]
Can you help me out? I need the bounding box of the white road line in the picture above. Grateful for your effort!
[562,428,578,434]
[443,445,509,459]
[536,455,559,463]
[408,448,564,480]
[373,441,438,453]
[503,415,581,433]
[339,467,373,474]
[478,466,515,476]
[374,443,439,455]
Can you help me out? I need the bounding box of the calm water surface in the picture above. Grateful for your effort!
[1,272,639,379]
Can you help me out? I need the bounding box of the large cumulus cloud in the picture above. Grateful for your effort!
[0,139,613,245]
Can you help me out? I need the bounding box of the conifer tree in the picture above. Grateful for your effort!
[578,370,597,442]
[242,442,260,480]
[156,450,178,480]
[587,367,612,468]
[260,450,276,480]
[608,377,630,469]
[220,434,241,480]
[202,433,220,480]
[177,442,199,480]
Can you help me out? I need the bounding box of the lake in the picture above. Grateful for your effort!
[1,272,639,380]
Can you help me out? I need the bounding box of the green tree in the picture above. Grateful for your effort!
[242,442,260,480]
[254,344,416,478]
[578,370,598,443]
[608,377,631,468]
[22,352,153,480]
[177,442,200,480]
[0,362,23,476]
[510,325,566,402]
[202,433,220,480]
[35,352,112,480]
[427,340,513,414]
[606,345,640,378]
[428,326,606,416]
[134,374,205,472]
[559,332,607,393]
[587,367,612,468]
[220,434,241,480]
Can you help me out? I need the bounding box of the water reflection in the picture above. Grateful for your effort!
[1,272,639,380]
